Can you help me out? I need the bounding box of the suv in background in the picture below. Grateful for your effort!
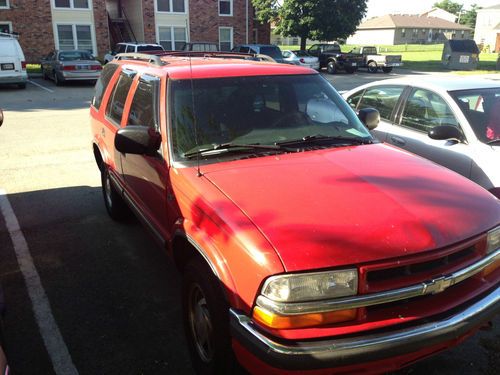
[104,43,164,63]
[181,42,218,52]
[232,44,284,63]
[90,52,499,375]
[0,32,27,89]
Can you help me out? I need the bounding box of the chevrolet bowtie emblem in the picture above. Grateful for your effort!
[423,276,454,295]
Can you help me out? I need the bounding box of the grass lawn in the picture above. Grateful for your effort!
[279,43,499,73]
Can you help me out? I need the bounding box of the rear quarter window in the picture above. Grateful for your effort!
[92,64,119,110]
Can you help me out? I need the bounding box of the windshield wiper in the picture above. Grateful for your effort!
[275,134,373,147]
[183,143,283,159]
[486,138,500,145]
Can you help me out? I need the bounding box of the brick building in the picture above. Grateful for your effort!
[0,0,270,62]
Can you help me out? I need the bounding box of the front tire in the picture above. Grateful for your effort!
[327,60,337,74]
[368,61,378,73]
[183,257,238,375]
[101,166,129,221]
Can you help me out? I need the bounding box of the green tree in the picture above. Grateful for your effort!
[459,4,480,29]
[433,0,463,16]
[252,0,367,50]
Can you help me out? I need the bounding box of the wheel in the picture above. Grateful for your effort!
[327,60,337,74]
[345,67,356,74]
[42,67,48,80]
[101,166,129,221]
[183,257,239,375]
[368,61,378,73]
[54,72,64,86]
[17,83,26,89]
[382,67,393,73]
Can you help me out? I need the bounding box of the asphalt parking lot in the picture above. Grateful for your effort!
[0,71,499,375]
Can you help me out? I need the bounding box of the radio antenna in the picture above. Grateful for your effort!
[188,55,202,177]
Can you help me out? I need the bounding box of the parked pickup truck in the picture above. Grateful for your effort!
[308,43,363,74]
[350,46,403,73]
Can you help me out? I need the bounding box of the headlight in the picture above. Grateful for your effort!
[261,269,358,303]
[486,226,500,254]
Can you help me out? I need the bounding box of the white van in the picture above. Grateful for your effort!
[0,32,28,89]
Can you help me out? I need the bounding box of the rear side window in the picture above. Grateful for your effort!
[92,64,119,110]
[127,75,160,129]
[106,70,135,125]
[260,47,282,59]
[358,86,405,120]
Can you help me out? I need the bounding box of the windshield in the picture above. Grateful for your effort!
[137,45,164,52]
[449,88,500,144]
[260,47,283,59]
[169,74,372,162]
[59,51,94,61]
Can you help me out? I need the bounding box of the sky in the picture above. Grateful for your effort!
[365,0,500,19]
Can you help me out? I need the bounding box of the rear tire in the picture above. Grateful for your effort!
[382,67,393,73]
[42,68,48,80]
[54,73,64,86]
[182,257,239,375]
[368,61,378,73]
[327,60,337,74]
[101,166,129,221]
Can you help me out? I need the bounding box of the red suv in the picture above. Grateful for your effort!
[90,52,500,374]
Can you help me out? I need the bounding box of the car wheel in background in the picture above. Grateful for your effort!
[101,166,129,221]
[382,67,393,73]
[17,83,26,89]
[368,61,378,73]
[327,61,337,74]
[182,257,239,375]
[54,73,64,86]
[42,67,48,80]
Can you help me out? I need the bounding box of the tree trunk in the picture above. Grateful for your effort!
[300,36,307,51]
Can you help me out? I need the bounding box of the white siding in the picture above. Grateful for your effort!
[347,29,395,45]
[474,9,500,50]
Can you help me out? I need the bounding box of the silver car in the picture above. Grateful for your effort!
[282,50,320,70]
[41,50,102,86]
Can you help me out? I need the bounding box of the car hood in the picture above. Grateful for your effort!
[200,144,500,272]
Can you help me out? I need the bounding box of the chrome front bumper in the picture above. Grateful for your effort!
[230,285,499,370]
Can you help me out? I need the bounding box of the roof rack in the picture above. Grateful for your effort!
[155,51,276,62]
[113,53,165,66]
[0,31,19,39]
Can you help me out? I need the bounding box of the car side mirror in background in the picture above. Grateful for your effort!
[358,108,380,130]
[428,125,464,143]
[115,126,161,156]
[0,109,4,127]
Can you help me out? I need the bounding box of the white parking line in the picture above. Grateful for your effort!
[0,189,78,375]
[28,80,54,93]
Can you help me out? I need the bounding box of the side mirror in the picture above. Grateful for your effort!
[428,125,464,142]
[0,109,3,127]
[358,108,380,130]
[115,126,161,156]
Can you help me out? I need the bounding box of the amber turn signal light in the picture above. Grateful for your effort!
[252,306,357,330]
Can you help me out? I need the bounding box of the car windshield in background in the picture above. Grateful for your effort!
[260,47,282,59]
[59,51,94,61]
[450,88,500,144]
[170,74,372,162]
[137,45,164,52]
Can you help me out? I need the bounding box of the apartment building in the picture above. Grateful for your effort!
[0,0,270,62]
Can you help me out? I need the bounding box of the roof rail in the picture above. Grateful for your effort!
[0,31,19,39]
[155,50,276,62]
[113,53,165,66]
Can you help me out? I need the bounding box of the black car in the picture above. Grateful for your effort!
[307,43,363,74]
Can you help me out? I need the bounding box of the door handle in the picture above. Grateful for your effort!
[390,136,406,146]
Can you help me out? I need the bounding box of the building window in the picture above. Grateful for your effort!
[0,22,11,33]
[401,28,405,37]
[461,30,465,38]
[158,26,187,50]
[53,0,89,9]
[157,0,185,13]
[219,27,233,51]
[56,24,94,53]
[0,0,9,9]
[219,0,232,16]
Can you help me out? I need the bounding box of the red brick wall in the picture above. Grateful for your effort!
[0,0,54,63]
[142,0,156,43]
[92,0,111,58]
[189,0,269,47]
